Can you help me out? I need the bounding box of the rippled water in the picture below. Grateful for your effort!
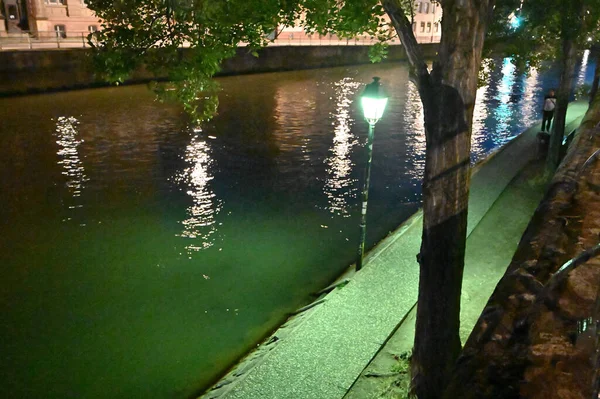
[0,55,595,398]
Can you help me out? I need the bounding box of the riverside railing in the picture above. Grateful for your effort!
[0,30,97,50]
[271,33,439,46]
[0,31,440,51]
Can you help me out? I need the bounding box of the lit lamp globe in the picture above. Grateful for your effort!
[361,92,388,126]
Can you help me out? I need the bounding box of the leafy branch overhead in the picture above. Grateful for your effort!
[487,0,600,71]
[86,0,400,122]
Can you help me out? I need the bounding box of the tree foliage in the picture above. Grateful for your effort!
[87,0,401,121]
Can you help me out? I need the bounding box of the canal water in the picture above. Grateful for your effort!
[0,55,595,398]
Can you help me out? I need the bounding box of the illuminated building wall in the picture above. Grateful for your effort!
[2,1,441,44]
[412,0,442,43]
[279,1,442,44]
[1,0,99,37]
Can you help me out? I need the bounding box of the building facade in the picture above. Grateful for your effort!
[412,0,442,43]
[279,0,442,44]
[1,1,440,44]
[1,0,99,37]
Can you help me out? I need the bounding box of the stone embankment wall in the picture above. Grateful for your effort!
[444,97,600,398]
[0,44,438,96]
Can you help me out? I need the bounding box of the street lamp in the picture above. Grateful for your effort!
[356,77,388,271]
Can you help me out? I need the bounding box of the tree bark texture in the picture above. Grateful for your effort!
[546,37,578,172]
[546,0,585,172]
[381,1,494,397]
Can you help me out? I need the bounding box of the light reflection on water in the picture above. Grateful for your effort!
[54,116,88,217]
[402,81,426,181]
[494,59,517,141]
[472,80,490,156]
[272,80,320,186]
[471,58,549,162]
[323,77,361,216]
[273,81,317,154]
[174,129,222,252]
[521,67,540,127]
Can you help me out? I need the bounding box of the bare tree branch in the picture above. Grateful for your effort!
[381,0,429,84]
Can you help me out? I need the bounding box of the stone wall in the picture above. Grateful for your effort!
[0,44,438,96]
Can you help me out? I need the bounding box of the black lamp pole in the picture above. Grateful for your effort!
[356,121,376,271]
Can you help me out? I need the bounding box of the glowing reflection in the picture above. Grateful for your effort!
[323,78,361,216]
[576,49,590,88]
[494,59,517,142]
[520,67,540,126]
[403,82,425,181]
[175,130,221,252]
[55,116,88,213]
[273,82,317,157]
[472,62,492,156]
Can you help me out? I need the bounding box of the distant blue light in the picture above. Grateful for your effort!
[509,14,522,29]
[509,14,521,29]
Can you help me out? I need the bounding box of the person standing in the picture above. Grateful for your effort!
[542,89,557,132]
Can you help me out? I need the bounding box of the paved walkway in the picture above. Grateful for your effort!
[202,102,589,399]
[345,149,551,398]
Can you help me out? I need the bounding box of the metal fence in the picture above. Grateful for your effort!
[267,35,402,46]
[0,30,439,51]
[0,31,95,50]
[271,34,439,46]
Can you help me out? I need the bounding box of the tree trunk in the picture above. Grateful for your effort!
[546,0,585,172]
[546,37,578,172]
[411,82,471,399]
[381,1,494,397]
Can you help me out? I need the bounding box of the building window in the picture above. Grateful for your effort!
[54,24,66,38]
[46,0,65,4]
[432,4,436,13]
[424,3,430,13]
[434,22,439,32]
[418,2,423,13]
[420,22,425,32]
[88,25,98,33]
[427,22,432,32]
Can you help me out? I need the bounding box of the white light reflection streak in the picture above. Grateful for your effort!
[175,129,221,253]
[576,49,591,88]
[55,116,88,216]
[403,82,426,181]
[471,61,492,157]
[520,67,540,126]
[494,59,516,143]
[323,78,361,216]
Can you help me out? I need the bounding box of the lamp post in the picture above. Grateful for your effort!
[356,78,388,271]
